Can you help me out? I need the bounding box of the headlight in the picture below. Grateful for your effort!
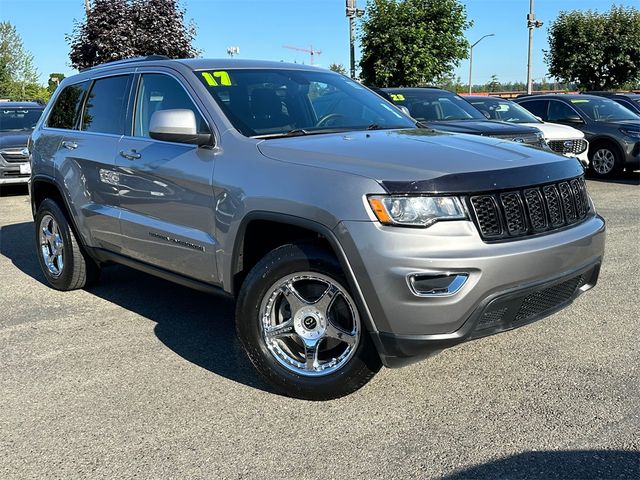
[620,128,640,139]
[367,195,467,227]
[535,131,550,149]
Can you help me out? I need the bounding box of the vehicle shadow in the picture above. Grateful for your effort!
[0,221,273,394]
[440,450,640,480]
[586,169,639,185]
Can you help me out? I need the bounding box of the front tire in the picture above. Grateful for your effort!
[589,142,623,178]
[35,198,100,290]
[236,243,381,400]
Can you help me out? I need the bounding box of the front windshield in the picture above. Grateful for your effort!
[468,98,540,124]
[195,69,415,138]
[570,98,639,122]
[0,108,43,132]
[385,90,485,122]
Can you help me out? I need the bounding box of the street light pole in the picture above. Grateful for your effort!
[346,0,365,79]
[468,34,494,95]
[526,0,544,94]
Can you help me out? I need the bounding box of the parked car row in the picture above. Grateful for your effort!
[513,94,640,178]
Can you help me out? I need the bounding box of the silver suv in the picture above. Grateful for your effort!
[29,57,606,400]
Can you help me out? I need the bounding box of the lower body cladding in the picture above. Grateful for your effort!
[335,214,606,367]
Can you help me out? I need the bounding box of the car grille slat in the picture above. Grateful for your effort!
[0,149,29,163]
[470,196,502,238]
[469,176,591,241]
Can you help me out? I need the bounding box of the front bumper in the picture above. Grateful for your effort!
[621,138,640,168]
[335,214,605,367]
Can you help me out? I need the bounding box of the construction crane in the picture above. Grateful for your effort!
[282,45,322,65]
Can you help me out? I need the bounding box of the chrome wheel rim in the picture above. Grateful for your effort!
[592,148,615,175]
[260,272,361,377]
[39,214,64,277]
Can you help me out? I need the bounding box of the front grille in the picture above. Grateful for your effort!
[0,149,29,163]
[469,176,590,241]
[514,274,583,322]
[547,138,588,155]
[472,268,594,338]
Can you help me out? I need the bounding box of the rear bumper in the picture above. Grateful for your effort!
[371,261,600,367]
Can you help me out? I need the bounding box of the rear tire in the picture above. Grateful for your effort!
[236,243,381,400]
[35,198,100,290]
[589,142,623,178]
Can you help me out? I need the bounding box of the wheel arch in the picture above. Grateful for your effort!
[30,175,88,251]
[588,135,624,159]
[230,211,378,334]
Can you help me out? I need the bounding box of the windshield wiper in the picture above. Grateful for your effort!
[252,127,354,139]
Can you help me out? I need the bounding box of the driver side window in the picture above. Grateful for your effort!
[134,73,208,138]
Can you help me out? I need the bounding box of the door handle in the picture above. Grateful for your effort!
[119,150,141,160]
[61,141,78,150]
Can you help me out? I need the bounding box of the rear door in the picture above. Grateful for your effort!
[56,74,133,251]
[116,71,218,284]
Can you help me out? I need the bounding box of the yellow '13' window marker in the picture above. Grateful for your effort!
[201,71,232,86]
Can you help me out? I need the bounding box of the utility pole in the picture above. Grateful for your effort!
[468,34,494,95]
[526,0,544,94]
[346,0,365,79]
[84,0,90,13]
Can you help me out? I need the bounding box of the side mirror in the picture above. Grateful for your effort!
[481,110,491,119]
[559,114,584,124]
[149,109,212,146]
[397,105,411,116]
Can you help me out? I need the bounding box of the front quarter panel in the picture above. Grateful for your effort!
[213,129,382,290]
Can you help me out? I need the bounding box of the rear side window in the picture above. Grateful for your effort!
[133,73,208,138]
[47,82,89,129]
[81,75,132,135]
[548,101,580,122]
[519,100,548,120]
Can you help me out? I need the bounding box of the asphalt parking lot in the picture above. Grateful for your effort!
[1,176,639,480]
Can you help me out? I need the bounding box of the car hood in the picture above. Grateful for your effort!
[521,122,584,140]
[257,129,584,194]
[0,131,30,149]
[425,120,540,136]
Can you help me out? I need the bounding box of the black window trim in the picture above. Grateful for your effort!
[126,69,215,147]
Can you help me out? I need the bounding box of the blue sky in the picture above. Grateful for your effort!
[0,0,635,84]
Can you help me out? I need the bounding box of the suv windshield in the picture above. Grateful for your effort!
[468,98,540,124]
[0,107,44,132]
[195,69,415,138]
[385,90,486,122]
[570,98,639,122]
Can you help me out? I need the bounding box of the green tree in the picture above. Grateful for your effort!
[359,0,471,87]
[328,63,347,75]
[486,74,501,92]
[0,22,40,99]
[67,0,199,70]
[48,73,66,95]
[545,5,640,90]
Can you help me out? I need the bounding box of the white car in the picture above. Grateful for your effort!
[466,96,589,165]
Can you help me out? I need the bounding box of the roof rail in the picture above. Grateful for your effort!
[79,55,171,72]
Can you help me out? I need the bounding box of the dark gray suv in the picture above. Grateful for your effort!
[28,57,605,399]
[515,94,640,178]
